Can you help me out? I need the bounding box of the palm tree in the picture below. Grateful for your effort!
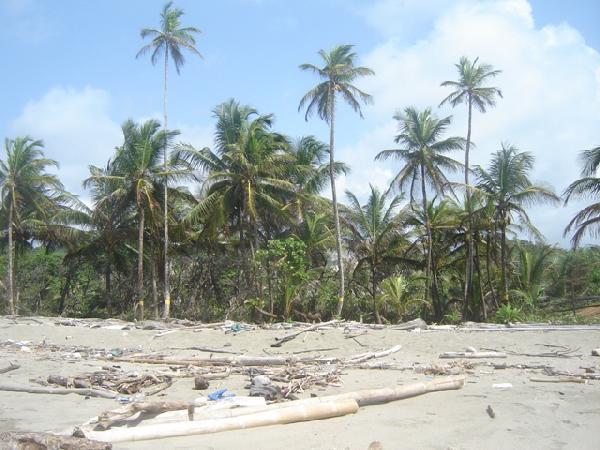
[440,56,502,315]
[137,1,202,319]
[376,107,463,319]
[343,185,409,323]
[86,119,182,320]
[0,137,65,314]
[476,144,560,303]
[298,44,374,316]
[563,145,600,246]
[179,100,294,259]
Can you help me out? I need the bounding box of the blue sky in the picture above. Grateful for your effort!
[1,0,599,246]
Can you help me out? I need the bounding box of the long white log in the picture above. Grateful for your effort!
[84,398,359,443]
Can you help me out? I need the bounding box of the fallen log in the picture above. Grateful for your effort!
[84,398,359,443]
[111,355,300,367]
[271,320,340,347]
[440,351,506,359]
[530,376,587,384]
[345,345,402,364]
[0,362,20,374]
[0,431,112,449]
[0,383,118,399]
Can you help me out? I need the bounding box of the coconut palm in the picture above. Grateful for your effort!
[0,137,66,314]
[137,1,202,318]
[298,44,374,317]
[86,119,182,320]
[376,107,463,319]
[476,144,560,303]
[343,185,409,323]
[440,56,502,314]
[563,145,600,247]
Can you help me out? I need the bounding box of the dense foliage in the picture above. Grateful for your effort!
[1,3,599,323]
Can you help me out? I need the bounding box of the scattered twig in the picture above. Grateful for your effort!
[271,320,340,347]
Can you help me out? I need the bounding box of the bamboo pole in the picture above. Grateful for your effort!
[84,398,359,443]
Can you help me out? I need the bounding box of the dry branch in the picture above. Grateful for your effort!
[0,383,118,399]
[0,362,20,374]
[271,320,340,347]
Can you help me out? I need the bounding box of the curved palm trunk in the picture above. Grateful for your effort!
[7,201,15,315]
[162,46,171,319]
[372,259,381,324]
[137,205,145,321]
[105,262,112,316]
[463,95,474,319]
[329,89,346,318]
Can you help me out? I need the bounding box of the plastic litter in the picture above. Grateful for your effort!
[208,389,236,401]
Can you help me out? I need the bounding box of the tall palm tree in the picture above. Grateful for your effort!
[563,145,600,246]
[440,56,502,315]
[137,1,202,318]
[0,137,65,314]
[376,107,463,319]
[476,144,559,303]
[343,185,409,323]
[298,44,374,316]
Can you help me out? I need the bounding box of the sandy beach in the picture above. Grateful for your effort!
[0,316,599,449]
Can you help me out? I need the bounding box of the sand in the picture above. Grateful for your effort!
[0,316,599,449]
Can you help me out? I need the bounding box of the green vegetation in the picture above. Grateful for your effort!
[1,3,599,324]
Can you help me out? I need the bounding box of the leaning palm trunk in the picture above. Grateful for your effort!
[7,202,15,315]
[163,47,171,319]
[329,90,345,317]
[137,205,145,320]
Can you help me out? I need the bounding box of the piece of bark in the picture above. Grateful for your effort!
[0,383,118,399]
[84,399,359,443]
[271,320,340,347]
[0,362,20,374]
[194,376,210,390]
[0,431,111,449]
[439,351,506,359]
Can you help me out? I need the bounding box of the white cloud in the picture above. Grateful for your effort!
[9,86,122,198]
[340,0,600,246]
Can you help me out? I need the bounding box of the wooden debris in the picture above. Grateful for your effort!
[0,362,20,374]
[486,405,495,418]
[439,351,506,359]
[0,383,118,399]
[530,376,587,384]
[592,348,600,356]
[0,431,112,449]
[271,320,340,347]
[84,398,360,443]
[194,376,210,390]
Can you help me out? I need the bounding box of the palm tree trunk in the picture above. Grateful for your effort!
[7,201,15,315]
[420,163,437,319]
[152,257,159,320]
[485,234,499,308]
[105,262,112,316]
[162,45,171,319]
[329,88,345,318]
[500,218,509,303]
[463,95,474,319]
[372,260,381,324]
[137,205,145,321]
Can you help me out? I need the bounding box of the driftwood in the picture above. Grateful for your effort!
[592,348,600,356]
[0,431,112,449]
[440,351,506,359]
[0,383,118,399]
[271,320,340,347]
[345,345,402,364]
[530,376,587,384]
[84,398,359,443]
[0,362,20,374]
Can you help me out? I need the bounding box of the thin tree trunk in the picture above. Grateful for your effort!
[420,163,437,319]
[152,258,159,320]
[105,262,112,316]
[474,233,486,320]
[163,45,171,319]
[329,87,345,318]
[485,235,499,308]
[137,205,145,321]
[372,260,381,324]
[463,95,474,320]
[500,218,509,303]
[7,201,15,315]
